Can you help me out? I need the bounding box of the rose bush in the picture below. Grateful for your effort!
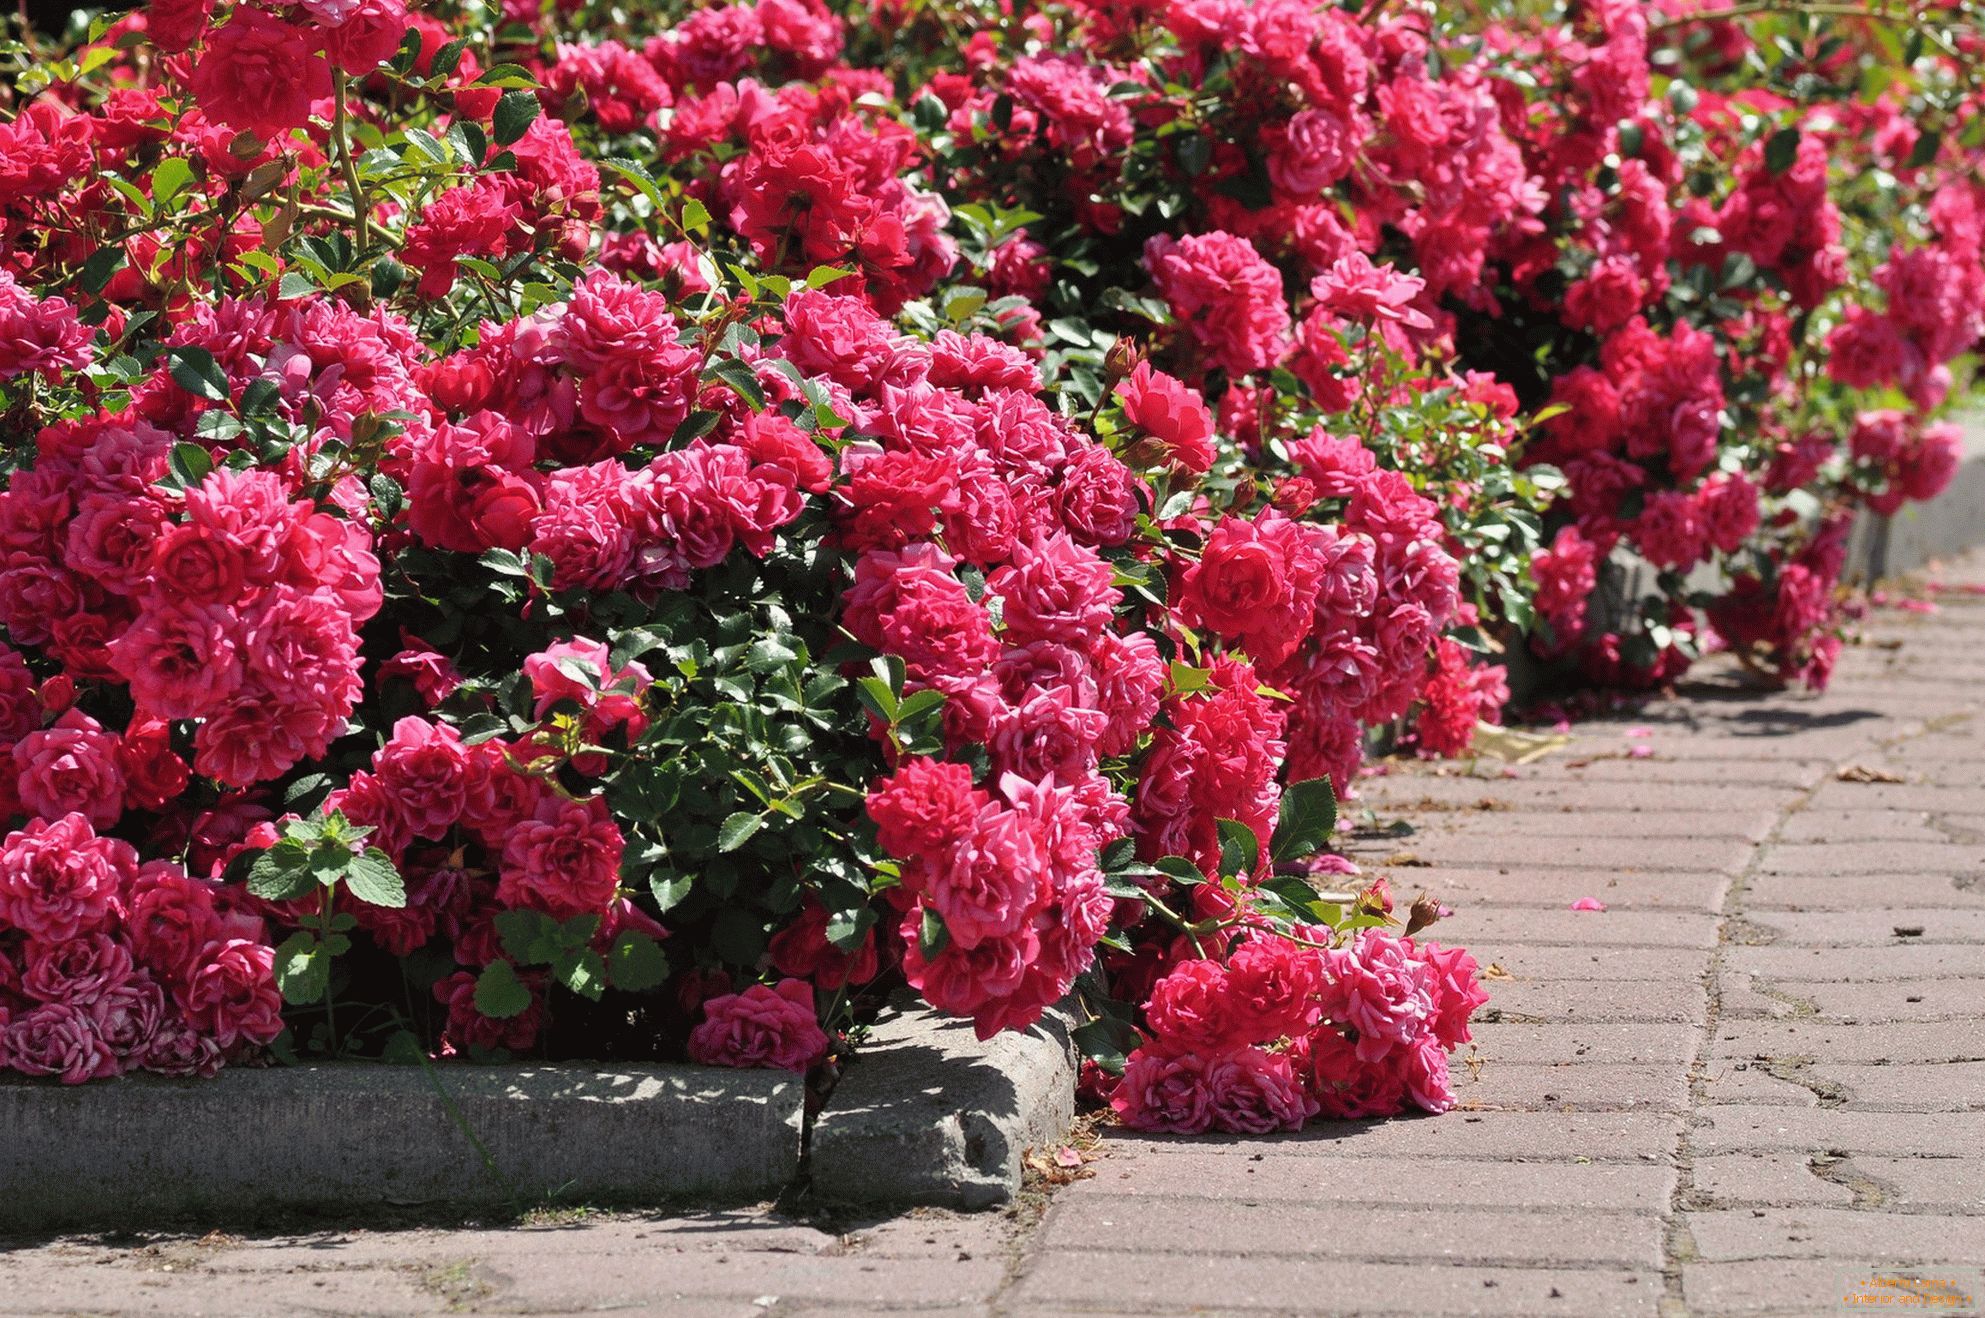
[0,0,1977,1138]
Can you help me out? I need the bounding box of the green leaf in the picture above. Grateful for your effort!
[1216,818,1260,879]
[246,841,315,902]
[168,442,214,487]
[551,947,607,1000]
[166,346,229,402]
[492,89,539,146]
[1271,776,1339,864]
[706,357,765,410]
[681,197,711,234]
[272,931,330,1005]
[717,812,764,852]
[919,906,950,960]
[606,932,669,991]
[1152,854,1207,887]
[344,847,406,908]
[473,959,533,1019]
[495,908,558,964]
[1763,127,1800,175]
[650,872,693,912]
[150,157,194,206]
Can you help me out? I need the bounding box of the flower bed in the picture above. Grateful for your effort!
[0,0,1977,1139]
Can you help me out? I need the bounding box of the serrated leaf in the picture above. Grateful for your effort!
[606,932,669,991]
[717,812,764,852]
[1216,818,1260,879]
[344,847,406,908]
[1271,776,1338,864]
[551,947,607,1000]
[919,905,950,960]
[246,841,315,902]
[166,346,229,402]
[650,871,692,912]
[492,89,539,145]
[272,931,329,1005]
[473,959,533,1019]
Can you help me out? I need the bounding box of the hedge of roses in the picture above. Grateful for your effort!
[0,0,1977,1138]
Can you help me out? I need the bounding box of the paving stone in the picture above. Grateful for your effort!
[1682,1260,1983,1317]
[1776,810,1946,842]
[1399,809,1775,840]
[1466,1022,1700,1065]
[1689,1106,1985,1157]
[1100,1111,1683,1162]
[1854,1157,1985,1211]
[1466,945,1708,982]
[1726,943,1985,978]
[1385,865,1729,911]
[1697,1065,1817,1108]
[1433,908,1720,949]
[1370,834,1752,874]
[1709,1019,1985,1063]
[1803,1060,1985,1111]
[1745,870,1985,910]
[1685,1208,1985,1263]
[1360,776,1796,816]
[1757,842,1985,876]
[1064,1151,1676,1211]
[1008,1251,1661,1316]
[1040,1196,1667,1268]
[1450,1061,1688,1112]
[1691,1153,1858,1208]
[1760,977,1985,1023]
[1743,908,1985,945]
[1806,783,1985,814]
[1481,979,1707,1024]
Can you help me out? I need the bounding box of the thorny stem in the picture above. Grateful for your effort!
[331,70,370,262]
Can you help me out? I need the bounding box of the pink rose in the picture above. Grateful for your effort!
[148,522,249,605]
[686,978,828,1073]
[926,806,1049,949]
[181,937,283,1050]
[1206,1046,1317,1133]
[865,757,988,860]
[1144,959,1233,1052]
[496,796,624,921]
[20,933,134,1005]
[1321,929,1434,1063]
[1304,1025,1409,1119]
[12,708,125,829]
[1110,1046,1214,1134]
[372,716,468,841]
[108,600,243,719]
[0,813,133,943]
[188,8,330,140]
[5,1001,119,1083]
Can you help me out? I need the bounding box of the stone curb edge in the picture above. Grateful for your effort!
[808,998,1079,1210]
[0,1062,804,1233]
[0,1000,1078,1232]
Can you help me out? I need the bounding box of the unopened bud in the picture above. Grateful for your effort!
[1404,892,1447,937]
[1103,335,1142,385]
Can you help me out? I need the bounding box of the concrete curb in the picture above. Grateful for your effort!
[0,1062,803,1232]
[808,998,1078,1209]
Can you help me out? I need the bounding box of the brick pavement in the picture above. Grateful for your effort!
[4,554,1983,1316]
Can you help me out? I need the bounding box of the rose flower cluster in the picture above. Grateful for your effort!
[0,0,1978,1122]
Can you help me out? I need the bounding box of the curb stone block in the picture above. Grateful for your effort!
[0,1062,803,1232]
[809,998,1077,1209]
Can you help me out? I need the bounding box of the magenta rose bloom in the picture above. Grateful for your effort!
[188,8,330,141]
[5,1000,119,1083]
[497,796,623,921]
[181,938,282,1050]
[1206,1046,1317,1134]
[1143,958,1233,1053]
[0,813,133,944]
[12,708,126,829]
[108,600,243,719]
[1110,1046,1214,1134]
[372,716,468,841]
[925,805,1049,949]
[686,978,828,1073]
